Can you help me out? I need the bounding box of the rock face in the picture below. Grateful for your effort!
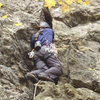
[0,0,100,100]
[35,81,100,100]
[51,0,100,93]
[0,0,43,100]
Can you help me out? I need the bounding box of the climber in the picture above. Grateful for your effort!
[26,21,63,84]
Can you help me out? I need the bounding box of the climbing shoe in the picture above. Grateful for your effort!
[25,73,39,83]
[38,73,54,82]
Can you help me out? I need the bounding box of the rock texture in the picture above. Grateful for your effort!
[0,0,43,100]
[51,0,100,93]
[35,81,100,100]
[0,0,100,100]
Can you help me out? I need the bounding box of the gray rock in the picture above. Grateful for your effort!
[0,0,100,100]
[51,0,100,27]
[77,88,100,100]
[50,0,100,93]
[0,0,43,100]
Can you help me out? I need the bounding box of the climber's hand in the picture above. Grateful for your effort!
[28,51,34,58]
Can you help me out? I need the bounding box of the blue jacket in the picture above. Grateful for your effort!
[31,28,54,49]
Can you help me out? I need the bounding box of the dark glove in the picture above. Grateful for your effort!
[34,41,41,51]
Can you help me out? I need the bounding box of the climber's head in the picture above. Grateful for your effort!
[39,21,50,28]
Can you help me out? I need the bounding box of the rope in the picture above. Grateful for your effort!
[33,80,41,100]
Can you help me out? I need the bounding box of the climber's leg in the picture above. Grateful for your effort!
[38,54,63,84]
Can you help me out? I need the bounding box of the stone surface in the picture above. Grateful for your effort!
[0,0,100,100]
[0,0,43,100]
[51,0,100,27]
[35,80,100,100]
[50,0,100,93]
[77,88,100,100]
